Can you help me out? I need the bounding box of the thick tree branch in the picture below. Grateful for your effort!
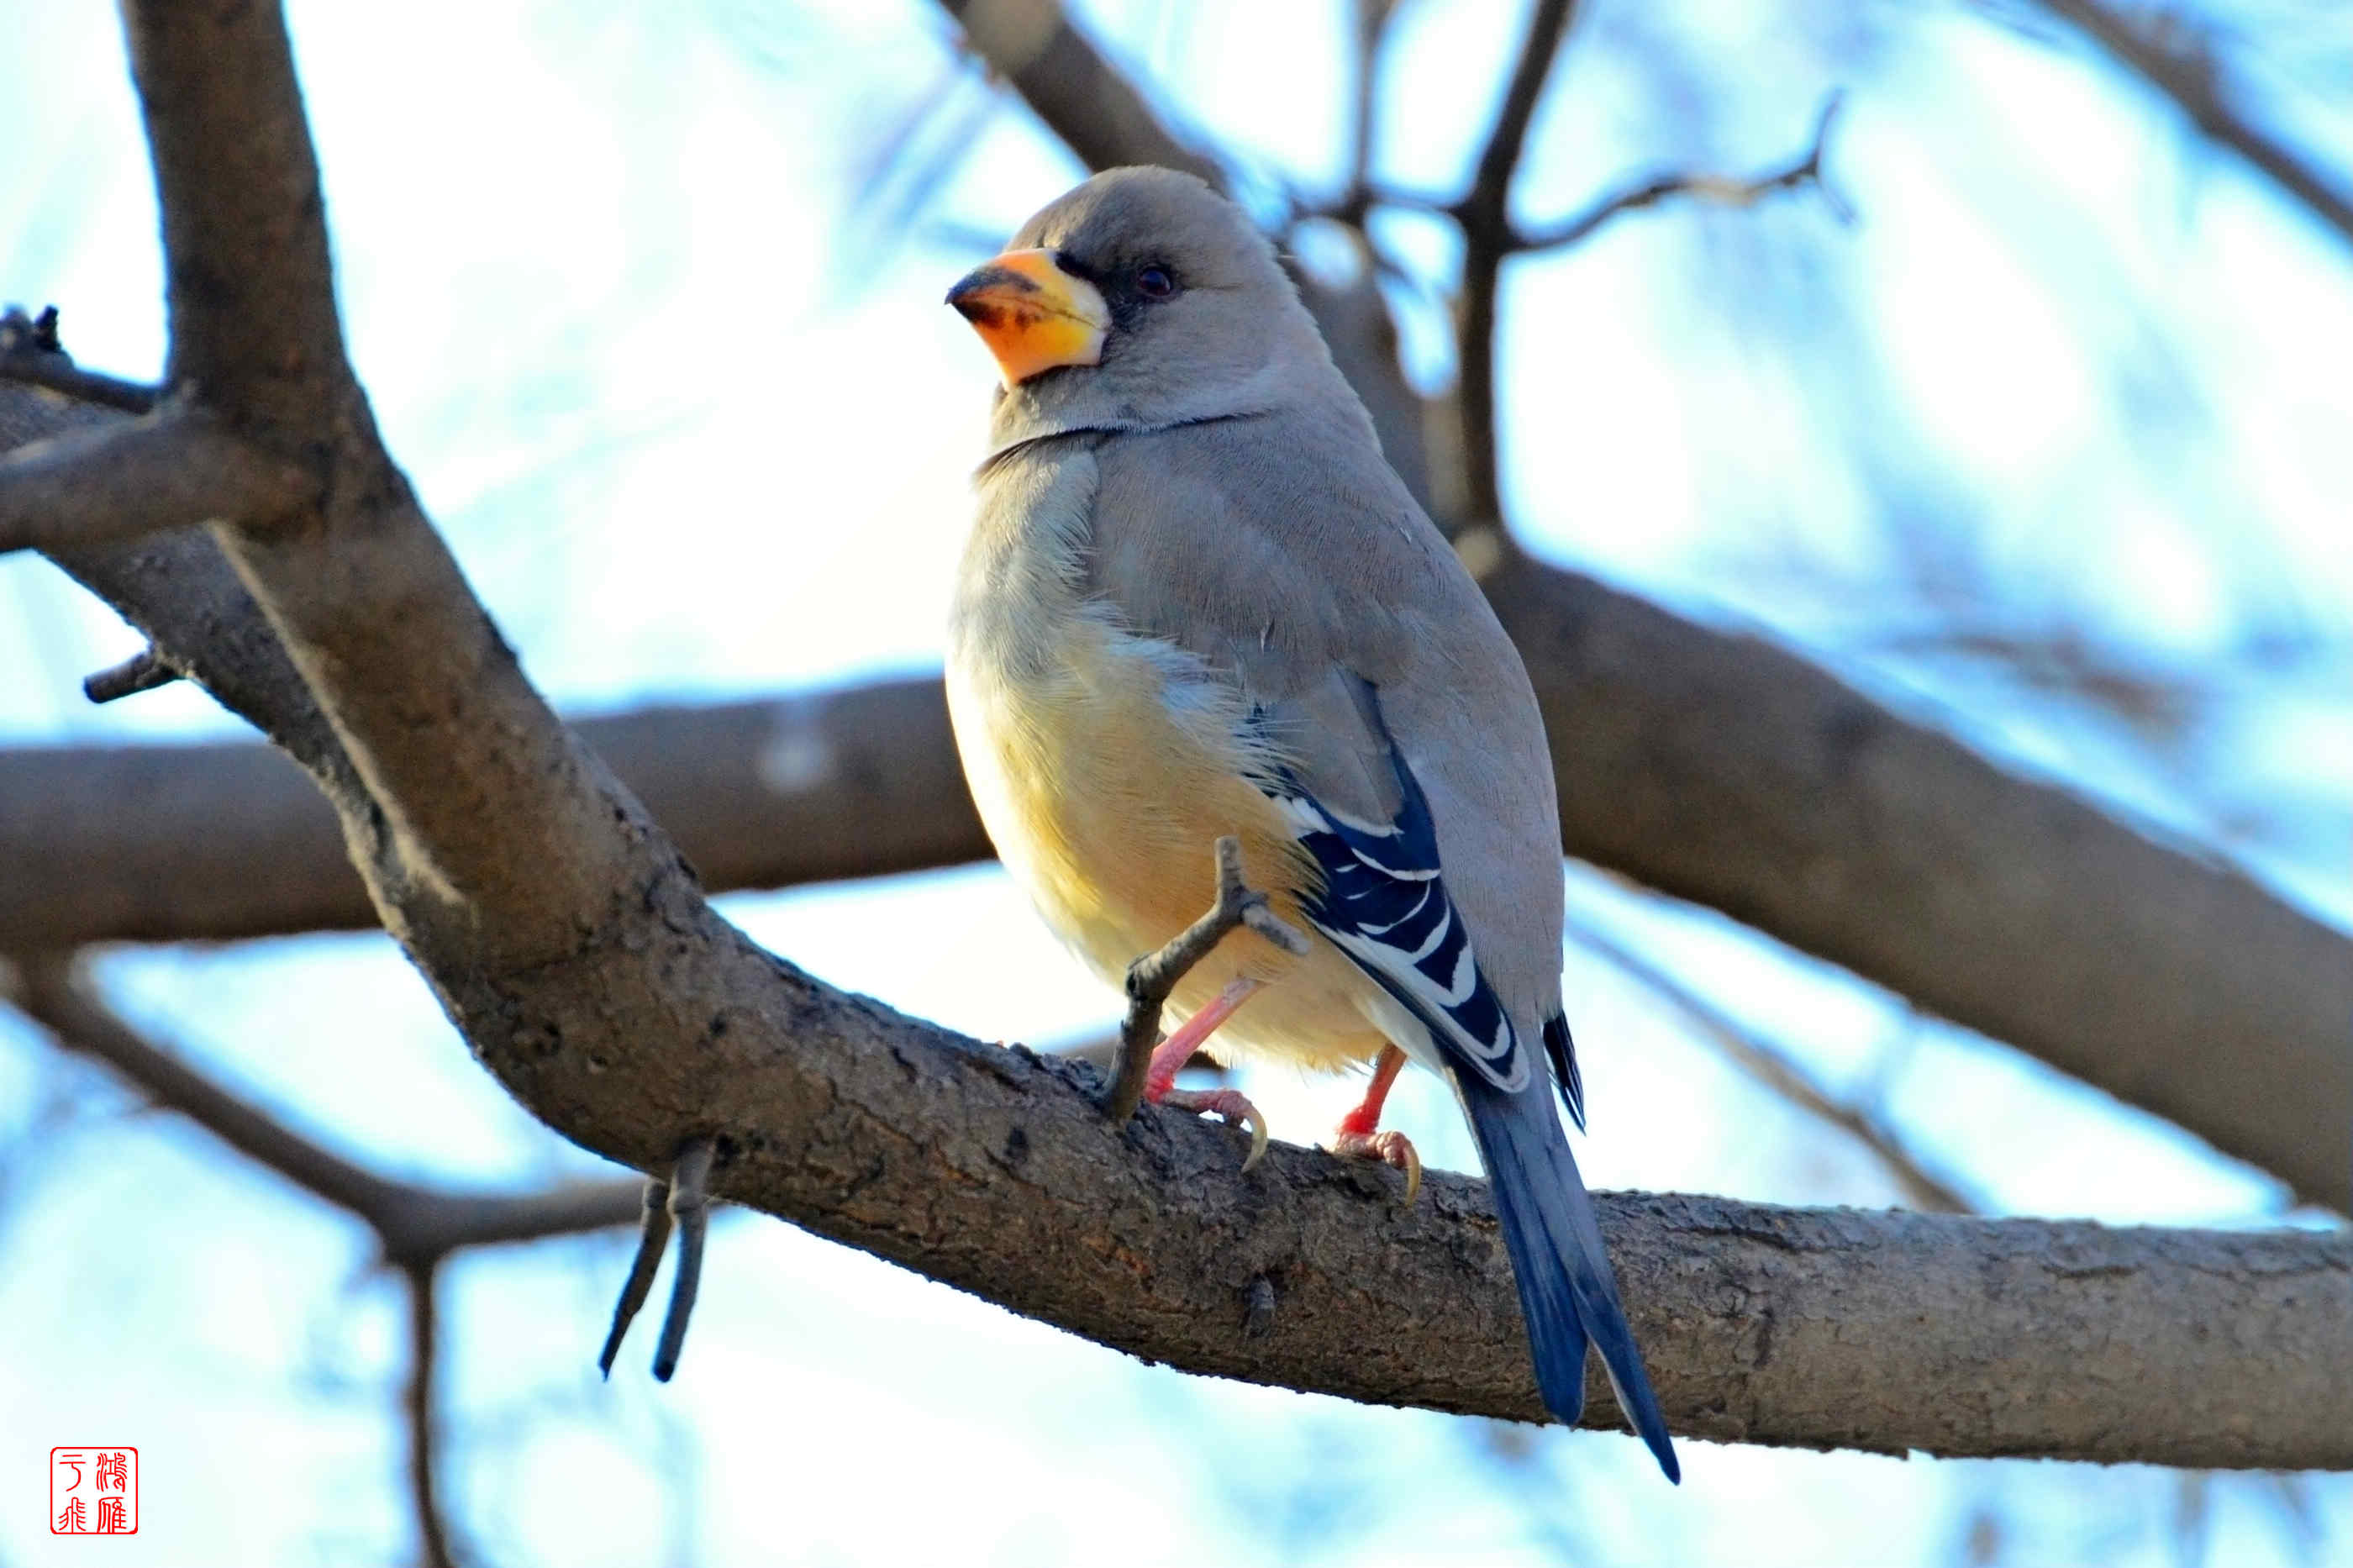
[3,0,2346,1475]
[942,0,1214,183]
[125,2,351,429]
[1484,556,2352,1214]
[2037,0,2353,249]
[0,403,313,554]
[15,933,2353,1470]
[0,680,977,950]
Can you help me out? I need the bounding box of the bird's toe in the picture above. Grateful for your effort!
[1329,1127,1421,1208]
[1160,1085,1270,1171]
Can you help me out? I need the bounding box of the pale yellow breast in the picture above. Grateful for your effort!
[945,450,1395,1076]
[947,613,1306,987]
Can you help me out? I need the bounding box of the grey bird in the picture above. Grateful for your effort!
[941,165,1679,1481]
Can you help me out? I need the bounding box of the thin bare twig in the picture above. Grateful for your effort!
[1335,0,1401,222]
[13,953,430,1221]
[1107,837,1309,1123]
[1512,93,1845,253]
[1564,922,1976,1215]
[0,308,158,414]
[1464,0,1580,229]
[597,1176,673,1378]
[82,646,182,703]
[653,1139,714,1381]
[598,1136,719,1383]
[8,955,645,1258]
[4,954,645,1566]
[401,1260,458,1568]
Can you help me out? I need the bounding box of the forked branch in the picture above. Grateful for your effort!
[1107,836,1310,1123]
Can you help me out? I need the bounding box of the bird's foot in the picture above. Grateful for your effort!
[1103,836,1306,1126]
[1329,1126,1422,1208]
[1327,1043,1419,1206]
[1155,1083,1270,1172]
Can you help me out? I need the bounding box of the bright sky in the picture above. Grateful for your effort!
[2,1,2347,1564]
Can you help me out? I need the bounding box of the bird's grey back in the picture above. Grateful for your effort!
[1085,401,1568,1024]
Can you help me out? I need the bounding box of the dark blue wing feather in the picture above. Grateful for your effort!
[1257,697,1673,1479]
[1271,747,1532,1096]
[1544,1013,1587,1133]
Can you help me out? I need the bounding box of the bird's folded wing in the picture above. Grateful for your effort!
[1268,696,1533,1095]
[1087,411,1577,1111]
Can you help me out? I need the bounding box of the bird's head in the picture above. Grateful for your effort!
[946,166,1333,435]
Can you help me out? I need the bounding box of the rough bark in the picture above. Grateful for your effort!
[1,0,2347,1474]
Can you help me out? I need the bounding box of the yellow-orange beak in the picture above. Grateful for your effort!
[945,248,1110,388]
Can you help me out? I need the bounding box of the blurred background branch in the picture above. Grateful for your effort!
[1560,921,1977,1217]
[3,0,2348,1560]
[6,955,642,1567]
[2033,0,2353,246]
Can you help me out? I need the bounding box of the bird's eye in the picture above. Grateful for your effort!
[1134,265,1176,300]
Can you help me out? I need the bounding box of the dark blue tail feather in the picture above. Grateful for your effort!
[1460,1071,1680,1483]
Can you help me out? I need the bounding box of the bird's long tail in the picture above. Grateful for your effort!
[1459,1071,1680,1482]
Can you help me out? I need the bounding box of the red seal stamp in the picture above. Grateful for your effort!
[50,1448,137,1535]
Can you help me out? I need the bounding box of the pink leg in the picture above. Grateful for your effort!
[1144,978,1261,1100]
[1335,1043,1408,1137]
[1329,1044,1422,1206]
[1143,978,1269,1169]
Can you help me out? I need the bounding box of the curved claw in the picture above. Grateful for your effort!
[1161,1086,1270,1171]
[1241,1111,1270,1173]
[1331,1128,1422,1208]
